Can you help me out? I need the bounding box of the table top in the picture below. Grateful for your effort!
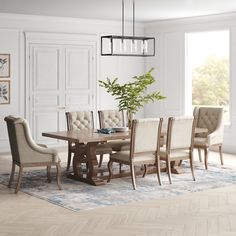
[42,129,130,144]
[42,127,207,144]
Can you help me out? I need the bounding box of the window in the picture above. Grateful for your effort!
[185,30,230,123]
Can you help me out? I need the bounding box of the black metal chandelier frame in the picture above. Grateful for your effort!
[101,0,155,57]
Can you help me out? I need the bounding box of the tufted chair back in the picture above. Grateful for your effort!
[193,107,223,135]
[98,110,125,128]
[66,111,94,131]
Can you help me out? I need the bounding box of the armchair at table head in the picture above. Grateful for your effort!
[193,106,224,169]
[4,115,62,193]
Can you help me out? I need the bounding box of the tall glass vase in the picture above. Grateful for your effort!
[127,111,134,129]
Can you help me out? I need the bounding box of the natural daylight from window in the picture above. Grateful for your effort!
[185,30,230,123]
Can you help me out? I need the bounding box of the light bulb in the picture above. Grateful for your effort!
[144,41,148,53]
[131,40,137,53]
[123,40,127,52]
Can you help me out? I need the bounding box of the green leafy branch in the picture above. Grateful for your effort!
[99,68,166,114]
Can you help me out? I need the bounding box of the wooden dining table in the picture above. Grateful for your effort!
[42,127,208,186]
[42,129,130,186]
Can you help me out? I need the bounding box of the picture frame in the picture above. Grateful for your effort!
[0,80,10,104]
[0,54,10,78]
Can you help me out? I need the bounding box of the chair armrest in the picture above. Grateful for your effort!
[37,143,48,148]
[29,141,58,156]
[207,127,224,146]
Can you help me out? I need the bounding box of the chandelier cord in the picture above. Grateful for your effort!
[133,0,135,41]
[122,0,124,40]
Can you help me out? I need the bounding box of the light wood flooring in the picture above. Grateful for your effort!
[0,150,236,236]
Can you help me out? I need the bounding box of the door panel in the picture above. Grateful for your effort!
[65,47,90,90]
[26,34,96,145]
[33,110,60,143]
[33,47,60,91]
[65,45,94,112]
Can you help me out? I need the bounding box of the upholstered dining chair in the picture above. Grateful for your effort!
[193,106,224,169]
[159,116,195,184]
[4,116,62,193]
[107,118,163,190]
[65,111,112,170]
[98,110,130,166]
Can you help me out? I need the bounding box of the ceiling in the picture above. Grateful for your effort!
[0,0,236,22]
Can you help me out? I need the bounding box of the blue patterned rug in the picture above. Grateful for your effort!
[0,161,236,212]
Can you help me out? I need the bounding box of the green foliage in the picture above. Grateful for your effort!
[192,56,229,107]
[99,68,166,114]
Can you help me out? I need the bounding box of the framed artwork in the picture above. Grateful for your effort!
[0,54,10,78]
[0,80,10,104]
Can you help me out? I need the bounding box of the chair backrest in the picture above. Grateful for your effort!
[98,110,125,128]
[4,116,36,164]
[66,111,94,131]
[193,106,223,134]
[166,116,195,150]
[130,118,163,156]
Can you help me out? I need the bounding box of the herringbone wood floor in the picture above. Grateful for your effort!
[1,150,236,236]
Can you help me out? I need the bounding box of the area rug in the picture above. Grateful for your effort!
[0,161,236,212]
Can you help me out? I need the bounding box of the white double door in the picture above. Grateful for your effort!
[26,33,97,144]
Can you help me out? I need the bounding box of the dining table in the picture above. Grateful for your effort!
[42,127,208,186]
[42,129,130,186]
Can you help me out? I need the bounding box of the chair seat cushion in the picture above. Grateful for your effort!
[110,151,156,165]
[194,137,208,147]
[96,143,113,154]
[107,140,130,151]
[160,147,190,160]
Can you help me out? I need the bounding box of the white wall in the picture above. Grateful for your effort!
[0,13,145,152]
[144,13,236,153]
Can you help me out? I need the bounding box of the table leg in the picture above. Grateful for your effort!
[72,143,87,177]
[68,142,105,186]
[170,160,185,174]
[86,142,105,186]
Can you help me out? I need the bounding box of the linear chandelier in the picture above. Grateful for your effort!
[101,0,155,57]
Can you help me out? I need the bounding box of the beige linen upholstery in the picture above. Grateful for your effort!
[98,110,130,153]
[4,116,62,193]
[65,111,112,170]
[159,116,195,184]
[98,110,125,128]
[107,118,163,190]
[193,106,224,169]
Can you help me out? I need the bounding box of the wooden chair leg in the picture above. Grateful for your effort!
[56,163,62,190]
[8,162,15,188]
[98,154,103,167]
[156,157,162,186]
[107,160,113,183]
[15,166,23,194]
[142,164,147,178]
[119,163,122,173]
[67,150,72,171]
[204,147,209,170]
[166,159,172,184]
[47,165,51,183]
[219,145,223,165]
[130,164,136,190]
[190,153,195,181]
[178,160,183,166]
[198,148,202,162]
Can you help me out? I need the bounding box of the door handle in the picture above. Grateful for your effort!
[58,107,66,110]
